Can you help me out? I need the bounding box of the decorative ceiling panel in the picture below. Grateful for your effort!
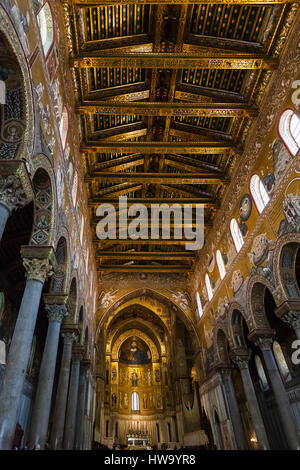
[85,5,150,41]
[88,67,145,91]
[190,4,271,42]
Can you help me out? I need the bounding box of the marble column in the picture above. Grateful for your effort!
[0,163,34,242]
[63,351,82,449]
[50,330,78,450]
[230,349,269,450]
[221,369,247,450]
[0,248,54,450]
[28,303,68,449]
[254,335,300,450]
[75,361,90,450]
[0,203,9,241]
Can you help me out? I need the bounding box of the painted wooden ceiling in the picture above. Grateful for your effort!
[65,1,293,274]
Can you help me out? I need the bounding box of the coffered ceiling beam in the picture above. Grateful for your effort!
[165,157,219,173]
[94,185,143,198]
[73,0,294,6]
[88,198,216,207]
[71,53,277,70]
[96,252,196,260]
[77,102,258,118]
[94,239,206,245]
[95,158,145,173]
[97,265,193,272]
[81,141,238,154]
[85,172,227,184]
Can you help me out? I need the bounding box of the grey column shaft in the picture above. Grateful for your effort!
[294,328,300,341]
[261,348,300,450]
[240,367,269,450]
[28,318,63,449]
[74,367,88,450]
[0,279,43,450]
[223,374,247,450]
[0,204,10,242]
[50,337,75,449]
[63,357,81,449]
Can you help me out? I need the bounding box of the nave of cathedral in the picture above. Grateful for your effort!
[0,0,300,452]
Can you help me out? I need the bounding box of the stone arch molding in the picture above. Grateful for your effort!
[246,275,279,330]
[97,288,200,349]
[0,6,35,161]
[272,232,300,301]
[29,155,56,246]
[110,329,160,363]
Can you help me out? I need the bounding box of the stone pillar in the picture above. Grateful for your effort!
[28,298,68,449]
[0,161,34,241]
[50,329,78,450]
[0,246,55,450]
[74,360,90,450]
[63,348,83,449]
[230,349,269,450]
[275,301,300,340]
[250,333,300,450]
[220,368,247,450]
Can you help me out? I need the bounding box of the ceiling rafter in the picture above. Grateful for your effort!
[71,52,277,70]
[76,101,258,117]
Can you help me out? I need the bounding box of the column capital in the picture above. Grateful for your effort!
[275,300,300,330]
[281,311,300,330]
[62,330,79,345]
[45,304,68,323]
[0,160,34,213]
[248,329,275,350]
[230,348,251,370]
[21,246,56,283]
[72,344,85,363]
[62,323,80,343]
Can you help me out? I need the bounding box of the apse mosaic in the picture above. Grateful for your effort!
[119,337,151,365]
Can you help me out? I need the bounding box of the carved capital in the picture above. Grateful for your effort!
[248,329,275,351]
[45,304,68,323]
[230,348,251,370]
[23,258,54,283]
[0,174,28,212]
[0,160,34,213]
[62,331,79,345]
[21,246,56,283]
[282,311,300,330]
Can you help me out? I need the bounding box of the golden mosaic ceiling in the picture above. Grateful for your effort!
[64,0,293,274]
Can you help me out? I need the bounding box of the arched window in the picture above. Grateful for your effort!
[72,171,78,206]
[131,392,139,411]
[250,174,270,214]
[59,106,69,150]
[216,250,226,280]
[196,292,203,319]
[205,274,213,301]
[273,341,291,382]
[86,250,89,275]
[230,218,244,253]
[37,2,54,57]
[255,355,269,391]
[80,216,84,245]
[278,109,300,156]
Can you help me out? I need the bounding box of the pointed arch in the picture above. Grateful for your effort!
[230,218,244,253]
[216,250,226,280]
[278,109,300,156]
[250,174,270,214]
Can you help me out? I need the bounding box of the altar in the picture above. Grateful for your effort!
[126,429,151,449]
